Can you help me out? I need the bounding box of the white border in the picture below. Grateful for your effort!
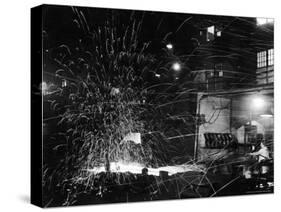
[0,0,279,211]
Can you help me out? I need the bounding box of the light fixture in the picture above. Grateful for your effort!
[155,73,161,78]
[260,108,273,118]
[172,62,181,71]
[166,43,173,50]
[252,96,265,110]
[260,114,273,118]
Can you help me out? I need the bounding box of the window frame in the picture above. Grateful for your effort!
[268,48,274,66]
[257,49,274,68]
[257,50,267,68]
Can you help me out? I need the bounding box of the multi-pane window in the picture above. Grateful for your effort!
[257,49,274,68]
[257,18,274,26]
[257,51,267,68]
[268,49,274,66]
[206,26,222,41]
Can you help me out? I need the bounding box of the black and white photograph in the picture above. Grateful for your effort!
[31,3,274,208]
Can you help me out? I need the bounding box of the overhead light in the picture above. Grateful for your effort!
[166,43,173,50]
[260,114,273,118]
[155,73,161,78]
[172,62,181,71]
[252,96,265,110]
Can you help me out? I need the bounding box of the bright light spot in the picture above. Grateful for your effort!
[257,18,273,26]
[62,79,67,87]
[155,73,161,78]
[252,96,265,110]
[110,87,120,96]
[257,18,267,25]
[172,62,181,71]
[260,114,273,118]
[166,43,173,49]
[122,132,141,144]
[207,25,215,41]
[41,81,47,90]
[41,81,48,95]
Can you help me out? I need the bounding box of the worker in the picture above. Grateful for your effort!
[249,141,270,162]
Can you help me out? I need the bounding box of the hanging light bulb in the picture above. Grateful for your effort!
[166,43,173,50]
[172,62,181,71]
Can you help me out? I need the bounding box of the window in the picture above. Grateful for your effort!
[257,49,274,68]
[206,26,222,41]
[268,49,274,66]
[257,18,274,26]
[207,25,215,41]
[257,51,267,68]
